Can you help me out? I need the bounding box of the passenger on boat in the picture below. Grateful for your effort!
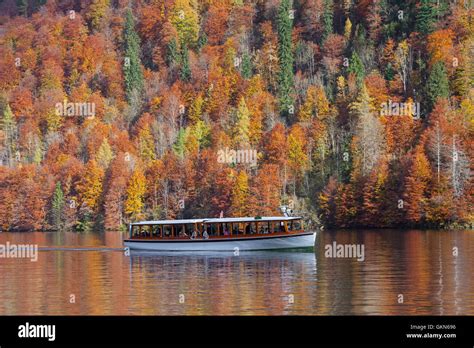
[190,231,197,240]
[203,230,209,239]
[246,224,256,235]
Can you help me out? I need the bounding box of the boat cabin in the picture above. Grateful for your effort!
[129,217,304,240]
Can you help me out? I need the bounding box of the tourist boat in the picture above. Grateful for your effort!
[124,216,316,251]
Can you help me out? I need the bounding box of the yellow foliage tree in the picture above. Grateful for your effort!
[232,97,251,147]
[96,138,114,169]
[86,0,110,31]
[125,168,146,221]
[231,170,250,216]
[76,160,105,212]
[171,0,200,46]
[288,124,308,177]
[344,18,352,39]
[138,127,156,163]
[188,93,204,125]
[298,85,330,122]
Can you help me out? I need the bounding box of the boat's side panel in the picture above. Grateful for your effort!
[124,232,316,251]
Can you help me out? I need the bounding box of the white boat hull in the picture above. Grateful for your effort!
[124,232,316,251]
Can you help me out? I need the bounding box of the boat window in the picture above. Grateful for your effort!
[258,222,269,234]
[132,225,139,237]
[151,225,160,237]
[232,223,240,235]
[208,224,217,236]
[245,222,256,235]
[185,224,196,236]
[175,224,187,238]
[140,225,150,237]
[292,220,302,230]
[163,225,172,238]
[222,223,230,236]
[270,221,280,233]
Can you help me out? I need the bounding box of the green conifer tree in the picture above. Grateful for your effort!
[322,0,334,42]
[180,44,191,82]
[241,52,253,80]
[51,182,65,230]
[426,61,449,110]
[16,0,28,17]
[167,38,180,66]
[1,104,17,167]
[415,0,437,35]
[347,51,365,85]
[123,9,144,102]
[173,128,187,159]
[277,0,295,118]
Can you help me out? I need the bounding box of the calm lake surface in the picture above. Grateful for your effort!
[0,229,473,315]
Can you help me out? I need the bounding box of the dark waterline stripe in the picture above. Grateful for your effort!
[38,247,125,251]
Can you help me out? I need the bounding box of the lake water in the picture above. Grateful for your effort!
[0,229,473,315]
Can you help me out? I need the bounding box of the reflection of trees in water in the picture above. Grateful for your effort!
[1,231,472,315]
[128,253,317,314]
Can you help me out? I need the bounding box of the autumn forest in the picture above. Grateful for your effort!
[0,0,472,232]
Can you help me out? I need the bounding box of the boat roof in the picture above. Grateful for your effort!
[131,219,205,226]
[204,216,302,223]
[130,216,302,225]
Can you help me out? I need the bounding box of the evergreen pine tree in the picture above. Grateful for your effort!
[173,128,187,159]
[277,0,295,118]
[16,0,28,17]
[180,44,191,82]
[347,51,365,85]
[1,104,17,167]
[51,182,65,230]
[385,62,394,81]
[123,9,144,102]
[197,32,208,51]
[416,0,437,35]
[241,52,253,79]
[322,0,334,43]
[166,38,180,66]
[426,61,449,111]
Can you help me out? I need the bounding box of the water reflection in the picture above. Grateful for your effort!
[128,251,317,315]
[0,229,472,315]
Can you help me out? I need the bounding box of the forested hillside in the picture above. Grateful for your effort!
[0,0,472,231]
